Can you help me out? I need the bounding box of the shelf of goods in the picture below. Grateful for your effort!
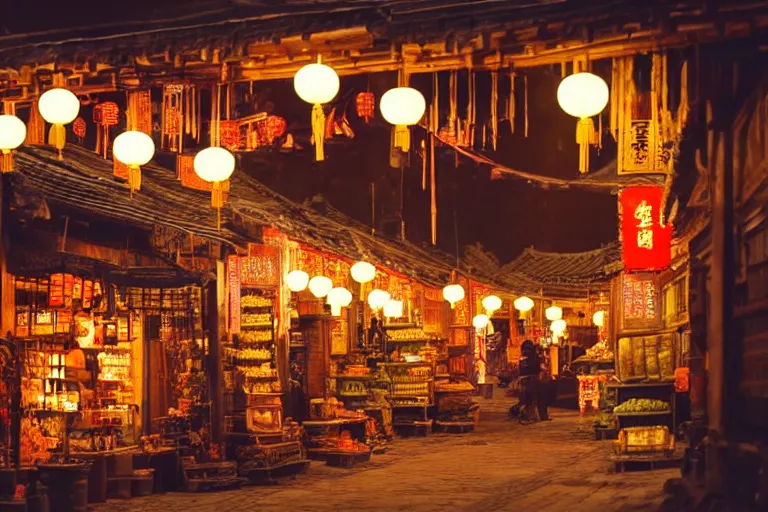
[608,381,676,433]
[380,362,434,435]
[224,289,282,437]
[335,366,373,405]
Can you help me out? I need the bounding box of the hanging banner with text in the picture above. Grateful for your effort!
[620,186,672,272]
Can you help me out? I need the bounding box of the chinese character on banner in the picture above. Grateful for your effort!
[620,186,672,271]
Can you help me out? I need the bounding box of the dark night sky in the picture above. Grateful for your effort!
[4,1,619,264]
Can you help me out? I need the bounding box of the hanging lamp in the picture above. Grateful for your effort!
[327,287,353,316]
[472,314,489,329]
[557,71,609,174]
[0,114,27,172]
[545,305,563,321]
[367,289,390,310]
[513,296,534,312]
[442,283,465,309]
[551,319,567,335]
[482,295,502,315]
[308,276,333,298]
[38,88,80,160]
[285,270,310,292]
[193,146,235,231]
[383,299,403,319]
[293,57,339,161]
[350,261,376,284]
[113,131,155,196]
[380,86,426,153]
[593,310,606,327]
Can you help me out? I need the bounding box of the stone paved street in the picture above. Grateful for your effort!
[92,396,676,512]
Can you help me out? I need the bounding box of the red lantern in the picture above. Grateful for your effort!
[72,117,86,139]
[619,186,672,271]
[264,115,286,143]
[93,102,119,126]
[220,120,240,151]
[355,92,375,124]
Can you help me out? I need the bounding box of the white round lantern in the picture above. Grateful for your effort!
[551,319,567,334]
[557,72,609,119]
[0,115,27,173]
[308,276,333,298]
[514,296,534,312]
[442,284,465,307]
[194,147,236,183]
[38,88,80,125]
[350,261,376,284]
[545,306,563,321]
[0,115,27,151]
[379,87,426,127]
[293,63,340,105]
[367,289,390,310]
[481,295,502,314]
[383,299,403,319]
[327,287,353,316]
[472,314,490,329]
[593,310,606,327]
[285,270,310,292]
[113,131,155,166]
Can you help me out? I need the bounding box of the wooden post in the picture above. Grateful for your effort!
[207,277,222,443]
[705,56,737,489]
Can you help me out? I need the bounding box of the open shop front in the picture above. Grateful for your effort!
[3,232,220,505]
[280,242,480,468]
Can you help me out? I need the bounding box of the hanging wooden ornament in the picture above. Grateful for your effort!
[162,84,184,152]
[264,115,287,144]
[92,101,119,158]
[356,91,375,123]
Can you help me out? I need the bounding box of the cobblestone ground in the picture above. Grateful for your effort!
[92,393,676,512]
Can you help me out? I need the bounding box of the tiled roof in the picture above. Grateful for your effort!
[501,242,623,287]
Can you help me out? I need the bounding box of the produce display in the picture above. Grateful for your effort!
[340,381,367,396]
[241,295,273,308]
[237,364,278,379]
[241,313,271,326]
[225,347,271,365]
[239,329,273,343]
[613,398,670,413]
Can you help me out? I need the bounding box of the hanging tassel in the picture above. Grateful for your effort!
[509,72,516,134]
[128,164,142,196]
[677,60,689,134]
[491,71,498,151]
[1,151,13,173]
[610,59,618,141]
[421,139,427,191]
[576,118,595,173]
[48,124,66,160]
[524,74,529,137]
[312,103,326,161]
[393,125,410,152]
[212,181,225,231]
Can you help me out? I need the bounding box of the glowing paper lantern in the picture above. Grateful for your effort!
[472,314,490,329]
[545,306,563,321]
[367,289,390,310]
[113,131,155,195]
[557,73,609,119]
[557,72,609,174]
[383,299,403,319]
[380,87,426,152]
[593,310,606,327]
[285,270,310,292]
[551,319,567,334]
[327,287,353,316]
[308,276,333,298]
[194,146,236,229]
[293,61,339,161]
[482,295,502,314]
[0,115,27,173]
[442,284,465,308]
[514,296,534,312]
[38,88,80,159]
[350,261,376,284]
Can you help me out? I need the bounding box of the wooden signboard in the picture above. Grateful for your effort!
[240,246,280,287]
[619,272,662,333]
[330,316,349,356]
[228,255,241,334]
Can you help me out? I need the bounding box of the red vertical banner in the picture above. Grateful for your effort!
[228,255,241,334]
[619,186,672,271]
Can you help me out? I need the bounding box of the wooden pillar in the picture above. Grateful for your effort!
[0,175,13,337]
[207,276,222,443]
